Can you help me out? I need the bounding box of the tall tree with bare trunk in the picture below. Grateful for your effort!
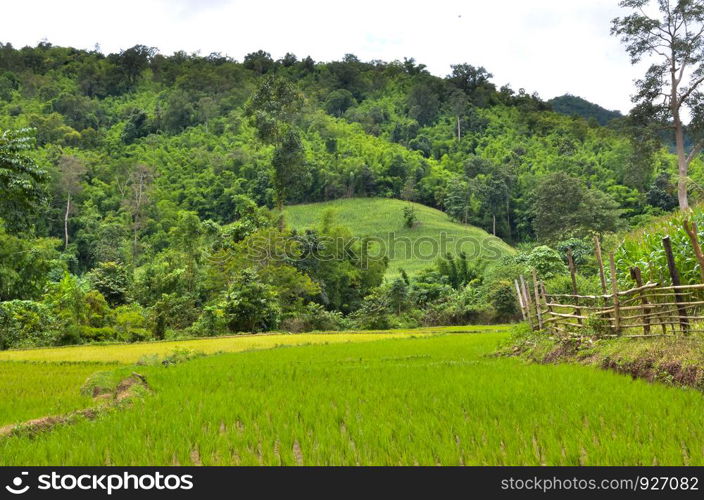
[57,155,86,250]
[612,0,704,211]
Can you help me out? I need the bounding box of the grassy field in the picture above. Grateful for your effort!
[285,198,514,276]
[3,331,704,465]
[0,326,504,364]
[0,362,106,427]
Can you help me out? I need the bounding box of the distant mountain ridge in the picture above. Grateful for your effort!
[548,94,623,125]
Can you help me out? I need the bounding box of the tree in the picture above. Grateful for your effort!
[647,171,679,209]
[444,178,473,224]
[388,277,408,314]
[87,261,130,306]
[271,129,306,211]
[407,82,440,126]
[243,50,275,75]
[324,89,357,117]
[116,45,156,88]
[122,163,155,264]
[0,128,47,231]
[533,173,622,241]
[447,64,495,107]
[245,76,305,211]
[57,155,87,250]
[160,90,196,134]
[0,223,60,301]
[222,268,280,332]
[612,0,704,210]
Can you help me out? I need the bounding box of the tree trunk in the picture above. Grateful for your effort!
[492,214,496,236]
[64,193,71,250]
[672,58,689,212]
[456,115,461,141]
[674,113,690,211]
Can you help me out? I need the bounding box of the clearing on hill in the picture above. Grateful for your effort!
[285,198,513,276]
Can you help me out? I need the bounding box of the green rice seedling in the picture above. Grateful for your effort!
[0,362,107,426]
[3,333,704,465]
[0,329,469,364]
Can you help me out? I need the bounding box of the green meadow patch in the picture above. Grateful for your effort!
[285,198,514,276]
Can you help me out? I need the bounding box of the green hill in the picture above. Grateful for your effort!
[548,94,622,125]
[285,198,514,277]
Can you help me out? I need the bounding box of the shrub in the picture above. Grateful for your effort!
[516,245,567,279]
[79,326,118,342]
[189,305,228,337]
[114,304,151,342]
[402,205,418,229]
[149,293,200,339]
[545,274,601,296]
[221,269,281,333]
[0,300,59,349]
[84,290,113,327]
[486,280,520,322]
[351,289,397,330]
[280,303,348,332]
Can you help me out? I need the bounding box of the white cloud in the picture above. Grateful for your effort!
[1,0,645,113]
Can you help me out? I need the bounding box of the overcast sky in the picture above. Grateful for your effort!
[1,0,645,114]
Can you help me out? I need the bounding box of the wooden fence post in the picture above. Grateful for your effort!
[629,266,650,335]
[609,253,621,335]
[566,248,582,326]
[662,236,689,334]
[514,279,527,321]
[593,235,608,295]
[540,281,554,334]
[531,268,543,330]
[683,219,704,283]
[520,275,534,330]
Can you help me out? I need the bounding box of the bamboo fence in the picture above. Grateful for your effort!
[516,222,704,338]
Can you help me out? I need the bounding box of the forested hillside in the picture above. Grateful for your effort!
[0,42,693,346]
[548,94,623,125]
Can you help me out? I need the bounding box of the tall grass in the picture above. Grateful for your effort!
[615,207,704,286]
[3,333,704,465]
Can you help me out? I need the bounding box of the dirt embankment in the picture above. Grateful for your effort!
[507,333,704,391]
[0,372,149,439]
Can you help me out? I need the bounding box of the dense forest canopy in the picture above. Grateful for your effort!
[547,94,623,126]
[0,41,697,346]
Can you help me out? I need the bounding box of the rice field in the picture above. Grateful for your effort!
[3,331,704,466]
[0,327,498,364]
[0,362,106,427]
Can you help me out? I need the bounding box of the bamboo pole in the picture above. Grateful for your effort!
[566,248,582,326]
[683,219,704,283]
[531,268,543,330]
[629,266,650,335]
[609,253,620,335]
[540,281,553,334]
[520,275,533,330]
[594,235,608,295]
[662,236,689,334]
[514,279,527,321]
